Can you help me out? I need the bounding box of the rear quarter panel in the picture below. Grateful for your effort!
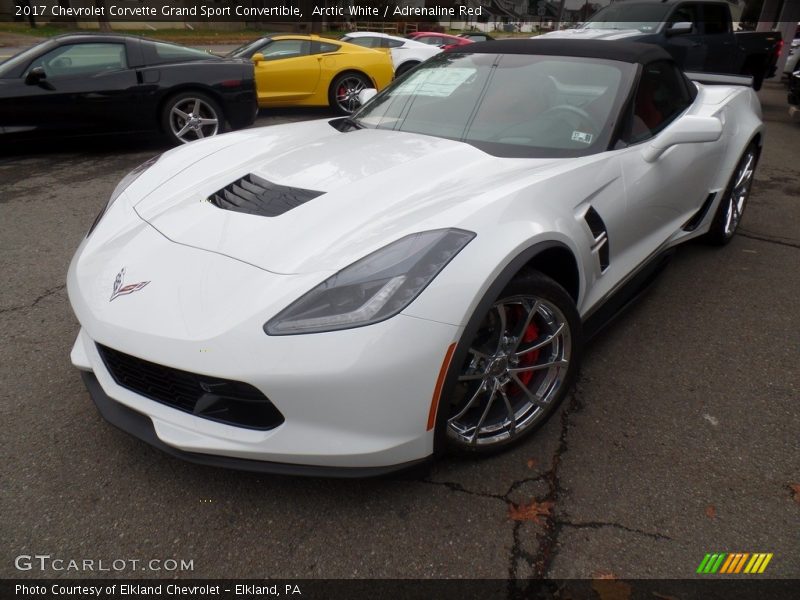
[146,61,257,129]
[704,85,763,193]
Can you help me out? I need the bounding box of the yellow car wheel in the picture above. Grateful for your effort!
[329,71,371,115]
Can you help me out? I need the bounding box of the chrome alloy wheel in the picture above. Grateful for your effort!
[334,76,367,114]
[723,147,756,237]
[447,295,572,447]
[169,98,219,144]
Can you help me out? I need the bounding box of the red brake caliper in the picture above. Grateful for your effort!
[517,319,540,387]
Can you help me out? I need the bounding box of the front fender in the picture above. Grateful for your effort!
[402,227,586,328]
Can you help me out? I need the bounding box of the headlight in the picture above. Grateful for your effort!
[265,228,475,335]
[87,154,160,237]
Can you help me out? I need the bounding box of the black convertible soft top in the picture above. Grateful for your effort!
[448,39,672,66]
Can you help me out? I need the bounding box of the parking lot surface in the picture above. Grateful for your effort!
[1,83,798,583]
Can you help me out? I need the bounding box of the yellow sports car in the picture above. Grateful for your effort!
[228,35,394,114]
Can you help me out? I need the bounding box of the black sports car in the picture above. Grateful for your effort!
[0,34,258,145]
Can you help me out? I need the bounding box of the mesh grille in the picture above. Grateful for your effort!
[97,344,284,430]
[209,173,323,217]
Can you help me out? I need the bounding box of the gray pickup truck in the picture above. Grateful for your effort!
[540,0,782,90]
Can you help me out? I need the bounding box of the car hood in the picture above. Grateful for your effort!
[538,28,645,41]
[131,120,562,275]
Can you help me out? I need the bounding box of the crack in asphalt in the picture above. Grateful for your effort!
[0,284,66,315]
[557,519,671,541]
[418,380,669,589]
[416,383,584,589]
[419,474,548,503]
[418,478,507,502]
[522,383,585,582]
[738,229,800,250]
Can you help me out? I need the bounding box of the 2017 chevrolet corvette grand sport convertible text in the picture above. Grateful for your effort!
[68,40,763,476]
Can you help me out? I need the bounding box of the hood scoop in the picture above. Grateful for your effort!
[209,173,324,218]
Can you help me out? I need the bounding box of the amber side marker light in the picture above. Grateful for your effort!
[427,343,457,431]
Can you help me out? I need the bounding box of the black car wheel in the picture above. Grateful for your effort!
[442,271,581,453]
[704,143,759,245]
[162,92,223,145]
[329,72,371,115]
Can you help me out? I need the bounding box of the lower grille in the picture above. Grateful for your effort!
[96,344,284,430]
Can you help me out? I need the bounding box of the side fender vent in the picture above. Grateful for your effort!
[584,206,610,273]
[683,192,717,232]
[209,173,324,217]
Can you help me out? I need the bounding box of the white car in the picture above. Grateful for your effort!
[340,31,441,76]
[783,39,800,76]
[68,40,763,476]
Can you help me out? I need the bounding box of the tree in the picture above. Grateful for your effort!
[94,0,112,32]
[15,1,37,28]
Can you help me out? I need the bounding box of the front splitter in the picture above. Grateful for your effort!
[81,371,430,478]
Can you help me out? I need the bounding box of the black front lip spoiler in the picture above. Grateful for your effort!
[81,371,429,478]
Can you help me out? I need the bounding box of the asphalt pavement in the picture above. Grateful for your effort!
[0,83,798,588]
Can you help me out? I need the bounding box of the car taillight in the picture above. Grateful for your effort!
[776,40,784,57]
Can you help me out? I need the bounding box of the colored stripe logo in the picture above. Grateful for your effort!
[696,553,773,574]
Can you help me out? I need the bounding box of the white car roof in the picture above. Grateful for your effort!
[344,31,431,48]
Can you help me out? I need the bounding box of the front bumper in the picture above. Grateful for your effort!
[81,371,429,477]
[70,307,460,472]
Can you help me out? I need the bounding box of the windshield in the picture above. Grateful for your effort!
[351,52,634,158]
[582,3,670,33]
[0,42,51,77]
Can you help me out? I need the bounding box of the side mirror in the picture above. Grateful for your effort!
[357,88,378,105]
[25,66,46,85]
[642,115,722,162]
[251,53,265,65]
[666,21,693,36]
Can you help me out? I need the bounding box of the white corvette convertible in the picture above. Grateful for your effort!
[340,31,441,76]
[68,40,762,476]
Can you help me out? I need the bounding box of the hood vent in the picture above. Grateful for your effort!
[209,173,324,218]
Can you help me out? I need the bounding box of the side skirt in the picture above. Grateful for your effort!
[582,249,675,341]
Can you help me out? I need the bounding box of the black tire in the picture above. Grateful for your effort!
[439,270,581,454]
[161,91,224,145]
[328,72,371,115]
[395,61,419,77]
[703,143,759,246]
